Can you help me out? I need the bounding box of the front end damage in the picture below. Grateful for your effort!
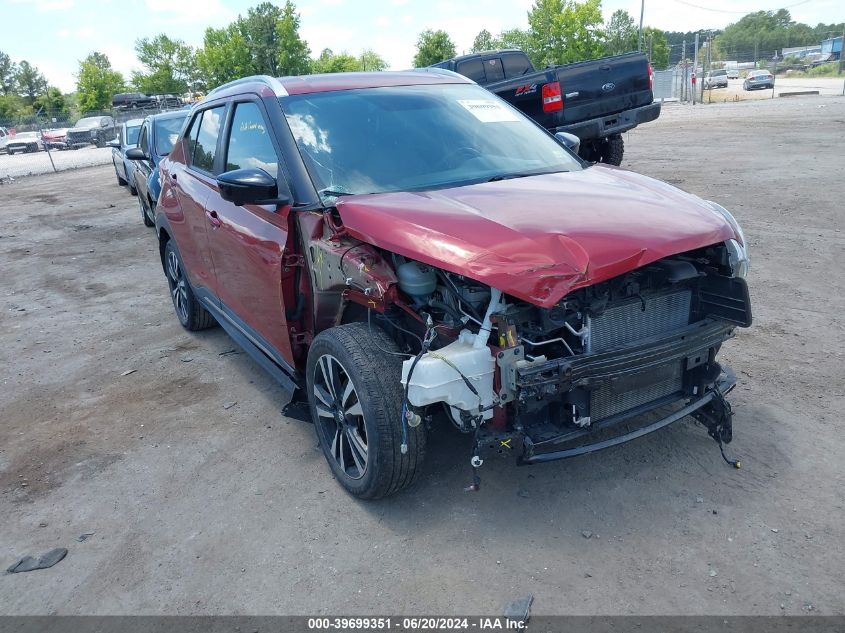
[295,206,751,479]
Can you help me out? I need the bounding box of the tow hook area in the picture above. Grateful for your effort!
[693,386,742,469]
[465,426,524,492]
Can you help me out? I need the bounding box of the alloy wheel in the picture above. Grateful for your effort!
[313,354,368,480]
[166,250,189,324]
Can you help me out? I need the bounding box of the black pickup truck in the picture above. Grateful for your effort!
[431,49,660,165]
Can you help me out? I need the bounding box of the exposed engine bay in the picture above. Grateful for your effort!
[296,209,751,475]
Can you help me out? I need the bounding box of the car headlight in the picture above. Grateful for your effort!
[707,201,749,278]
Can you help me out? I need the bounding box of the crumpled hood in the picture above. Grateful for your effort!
[336,165,737,308]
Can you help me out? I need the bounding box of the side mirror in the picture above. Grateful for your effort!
[106,139,120,149]
[126,147,147,161]
[555,132,581,155]
[217,168,290,207]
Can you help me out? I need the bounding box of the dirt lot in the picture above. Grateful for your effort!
[699,76,845,103]
[1,96,844,616]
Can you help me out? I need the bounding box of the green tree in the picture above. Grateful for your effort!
[604,9,637,56]
[0,94,23,119]
[14,61,48,104]
[195,24,254,89]
[642,27,670,69]
[0,50,16,95]
[495,28,535,59]
[35,86,68,117]
[132,34,196,94]
[714,10,821,60]
[527,0,605,66]
[413,29,457,67]
[276,0,311,75]
[76,52,125,112]
[471,29,495,53]
[242,2,284,75]
[311,49,361,74]
[360,49,387,71]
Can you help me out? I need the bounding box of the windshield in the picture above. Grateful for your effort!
[154,115,187,156]
[126,124,141,146]
[280,83,582,200]
[74,117,100,128]
[713,70,727,76]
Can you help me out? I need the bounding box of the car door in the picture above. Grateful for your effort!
[166,104,227,299]
[135,122,153,203]
[202,99,295,366]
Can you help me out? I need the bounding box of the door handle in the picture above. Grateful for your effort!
[205,209,221,228]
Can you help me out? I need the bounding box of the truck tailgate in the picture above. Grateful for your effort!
[557,53,652,125]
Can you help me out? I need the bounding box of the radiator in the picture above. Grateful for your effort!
[588,290,691,421]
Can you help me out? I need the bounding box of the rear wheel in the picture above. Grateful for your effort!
[163,240,216,331]
[307,323,426,499]
[115,164,127,186]
[138,192,154,227]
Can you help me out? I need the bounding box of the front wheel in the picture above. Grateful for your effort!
[307,323,426,499]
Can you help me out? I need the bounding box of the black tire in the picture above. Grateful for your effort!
[163,240,216,331]
[138,192,154,227]
[116,165,127,186]
[307,323,426,499]
[603,134,624,166]
[129,181,137,196]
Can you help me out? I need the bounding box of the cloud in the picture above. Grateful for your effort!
[143,0,232,25]
[375,16,391,28]
[11,0,74,11]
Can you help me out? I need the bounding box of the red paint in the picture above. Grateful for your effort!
[337,166,737,308]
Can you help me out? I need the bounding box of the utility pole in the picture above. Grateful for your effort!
[682,39,687,101]
[693,32,699,105]
[638,0,645,52]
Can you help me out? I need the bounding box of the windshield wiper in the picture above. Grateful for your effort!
[487,169,567,182]
[319,187,354,198]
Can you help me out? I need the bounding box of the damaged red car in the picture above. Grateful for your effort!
[156,71,751,498]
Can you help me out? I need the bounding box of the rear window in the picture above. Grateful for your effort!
[455,58,485,83]
[154,115,187,156]
[483,58,504,83]
[502,53,532,78]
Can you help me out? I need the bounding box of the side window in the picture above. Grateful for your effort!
[191,106,225,174]
[502,53,533,78]
[184,113,201,164]
[455,58,486,83]
[139,125,149,155]
[224,102,278,178]
[484,57,505,83]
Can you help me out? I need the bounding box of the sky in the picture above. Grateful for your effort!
[3,0,843,92]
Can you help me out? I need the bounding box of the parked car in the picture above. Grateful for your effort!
[126,110,189,227]
[704,69,729,89]
[6,131,42,154]
[0,126,10,153]
[153,94,182,108]
[726,67,739,79]
[41,127,69,150]
[113,92,156,110]
[66,115,116,148]
[153,73,751,499]
[744,71,774,90]
[108,118,144,194]
[430,49,660,165]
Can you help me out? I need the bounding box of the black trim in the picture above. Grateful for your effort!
[518,367,736,464]
[194,290,300,393]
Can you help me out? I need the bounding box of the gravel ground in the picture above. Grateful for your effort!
[0,145,112,180]
[1,95,844,616]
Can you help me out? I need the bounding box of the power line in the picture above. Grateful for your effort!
[670,0,812,13]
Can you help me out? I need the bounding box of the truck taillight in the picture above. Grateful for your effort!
[647,62,654,91]
[542,82,563,113]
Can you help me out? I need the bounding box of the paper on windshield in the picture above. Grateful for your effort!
[457,100,520,123]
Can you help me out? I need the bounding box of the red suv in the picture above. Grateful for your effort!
[156,72,751,499]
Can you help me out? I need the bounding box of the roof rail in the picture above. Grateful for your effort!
[206,75,288,98]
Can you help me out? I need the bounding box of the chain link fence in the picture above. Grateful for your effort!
[0,104,188,182]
